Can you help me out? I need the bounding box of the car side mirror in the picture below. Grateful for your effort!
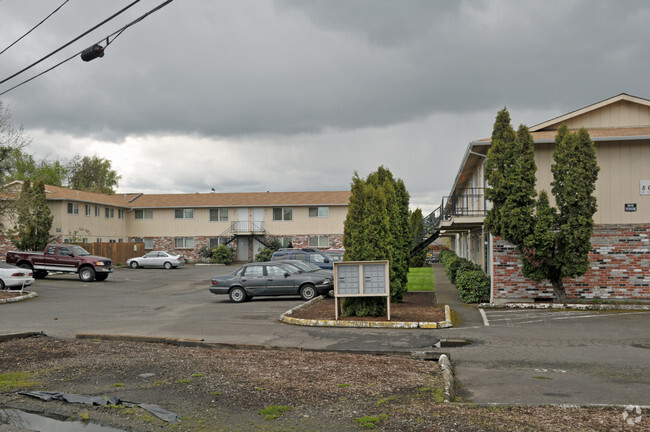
[284,272,291,278]
[324,259,330,263]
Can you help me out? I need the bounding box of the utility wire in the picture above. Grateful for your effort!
[0,0,142,87]
[0,0,71,56]
[0,0,175,97]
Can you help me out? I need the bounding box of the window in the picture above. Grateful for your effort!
[109,239,117,243]
[94,206,100,217]
[272,207,293,221]
[243,265,264,277]
[175,209,194,219]
[308,236,329,247]
[118,209,125,219]
[96,238,102,243]
[281,237,293,247]
[82,238,88,243]
[175,237,194,249]
[209,208,229,222]
[144,238,154,249]
[266,265,286,276]
[67,203,79,215]
[135,209,154,220]
[209,237,229,248]
[309,207,329,218]
[105,207,115,218]
[85,204,91,216]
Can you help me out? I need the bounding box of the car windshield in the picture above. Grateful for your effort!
[69,246,91,256]
[301,261,323,271]
[281,263,304,273]
[277,264,300,275]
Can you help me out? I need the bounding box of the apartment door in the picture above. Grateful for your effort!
[237,237,249,261]
[253,208,264,231]
[237,208,249,232]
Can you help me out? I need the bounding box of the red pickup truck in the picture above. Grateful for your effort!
[6,244,113,282]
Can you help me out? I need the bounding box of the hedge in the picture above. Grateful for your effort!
[439,248,490,304]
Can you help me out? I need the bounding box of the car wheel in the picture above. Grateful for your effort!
[229,287,247,303]
[19,263,32,271]
[34,270,48,279]
[79,266,96,282]
[130,261,139,269]
[0,279,5,290]
[163,261,172,270]
[95,273,109,281]
[300,284,317,301]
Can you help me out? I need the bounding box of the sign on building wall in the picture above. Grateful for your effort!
[333,260,390,320]
[641,180,650,195]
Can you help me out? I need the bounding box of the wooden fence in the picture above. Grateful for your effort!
[74,242,144,265]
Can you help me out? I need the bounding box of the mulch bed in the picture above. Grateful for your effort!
[0,291,25,300]
[290,291,446,322]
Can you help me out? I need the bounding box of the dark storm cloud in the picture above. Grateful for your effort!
[2,0,650,141]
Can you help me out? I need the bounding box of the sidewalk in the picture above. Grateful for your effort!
[432,263,484,328]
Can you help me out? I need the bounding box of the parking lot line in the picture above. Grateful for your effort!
[479,308,490,326]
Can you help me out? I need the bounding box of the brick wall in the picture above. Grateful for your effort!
[492,224,650,302]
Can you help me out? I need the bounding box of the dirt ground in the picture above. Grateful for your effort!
[1,291,647,431]
[290,292,447,323]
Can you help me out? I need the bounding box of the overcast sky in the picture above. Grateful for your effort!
[1,0,649,214]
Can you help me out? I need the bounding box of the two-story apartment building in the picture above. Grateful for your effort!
[0,183,351,262]
[439,93,650,302]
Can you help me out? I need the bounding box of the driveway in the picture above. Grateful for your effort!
[1,264,648,407]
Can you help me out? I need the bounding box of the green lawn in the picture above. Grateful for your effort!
[406,267,435,292]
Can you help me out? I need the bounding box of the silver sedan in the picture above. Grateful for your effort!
[127,251,185,269]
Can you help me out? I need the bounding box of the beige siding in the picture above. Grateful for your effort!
[562,100,650,129]
[54,201,128,241]
[534,140,650,224]
[265,206,347,235]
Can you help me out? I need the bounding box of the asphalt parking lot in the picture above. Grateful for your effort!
[1,264,649,407]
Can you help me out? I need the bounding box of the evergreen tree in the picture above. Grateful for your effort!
[67,154,121,194]
[485,109,600,303]
[9,180,53,251]
[409,208,427,267]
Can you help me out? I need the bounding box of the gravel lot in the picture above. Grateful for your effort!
[1,337,646,431]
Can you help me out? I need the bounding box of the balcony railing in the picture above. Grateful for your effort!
[441,188,487,219]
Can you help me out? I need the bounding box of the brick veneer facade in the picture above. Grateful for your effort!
[492,224,650,302]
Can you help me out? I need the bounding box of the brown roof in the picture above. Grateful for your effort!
[473,126,650,144]
[29,183,351,208]
[127,191,352,208]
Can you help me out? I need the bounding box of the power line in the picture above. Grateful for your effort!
[0,0,176,97]
[0,0,71,56]
[0,0,142,87]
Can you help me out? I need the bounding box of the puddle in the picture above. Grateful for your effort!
[434,339,473,348]
[0,408,127,432]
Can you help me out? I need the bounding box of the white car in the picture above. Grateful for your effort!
[127,251,185,269]
[0,262,35,290]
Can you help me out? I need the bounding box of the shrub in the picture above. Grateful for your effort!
[255,247,273,262]
[212,245,233,264]
[341,297,386,317]
[456,269,490,303]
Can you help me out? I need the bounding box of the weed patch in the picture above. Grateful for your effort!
[259,405,291,420]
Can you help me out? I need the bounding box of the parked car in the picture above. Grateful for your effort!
[127,251,185,269]
[0,262,35,290]
[325,248,345,262]
[209,262,333,303]
[274,259,333,278]
[6,244,113,282]
[270,248,334,269]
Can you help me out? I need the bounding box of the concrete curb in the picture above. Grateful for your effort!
[480,302,650,311]
[438,354,455,403]
[0,331,44,342]
[279,296,453,329]
[0,290,38,304]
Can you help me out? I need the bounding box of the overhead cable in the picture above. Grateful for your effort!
[0,0,142,86]
[0,0,71,56]
[0,0,175,97]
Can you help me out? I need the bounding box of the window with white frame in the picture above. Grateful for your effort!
[308,207,329,218]
[144,238,154,249]
[209,208,229,222]
[94,206,100,217]
[175,237,194,249]
[272,207,292,221]
[105,207,114,218]
[85,204,91,216]
[308,235,329,247]
[282,237,293,247]
[175,208,194,219]
[118,209,125,219]
[209,237,230,248]
[135,209,154,220]
[67,203,79,215]
[96,238,102,242]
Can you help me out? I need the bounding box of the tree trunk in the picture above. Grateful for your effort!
[550,277,567,304]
